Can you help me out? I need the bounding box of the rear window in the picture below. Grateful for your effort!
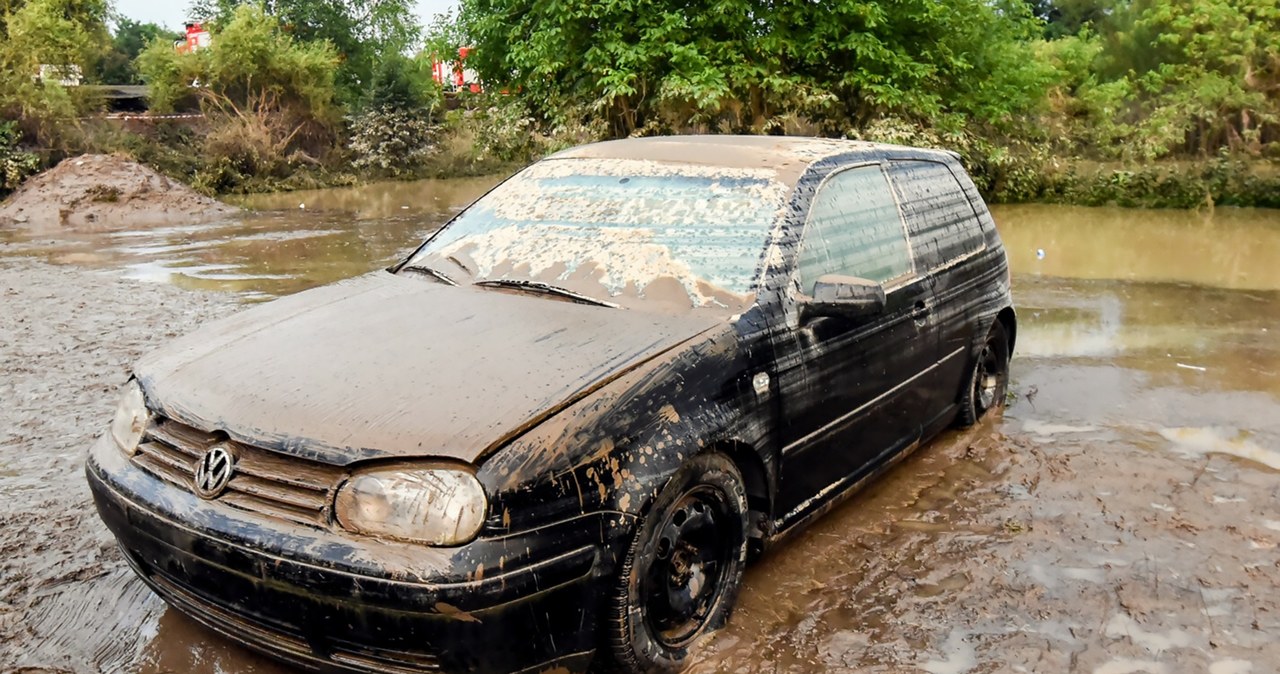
[887,161,983,270]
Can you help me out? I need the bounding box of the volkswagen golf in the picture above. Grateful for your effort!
[87,135,1015,674]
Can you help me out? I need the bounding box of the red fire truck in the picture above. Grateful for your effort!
[431,46,482,93]
[174,22,212,54]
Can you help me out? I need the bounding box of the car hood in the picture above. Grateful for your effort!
[135,272,721,466]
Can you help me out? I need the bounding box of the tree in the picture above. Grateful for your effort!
[186,0,421,100]
[98,18,180,84]
[0,0,111,147]
[456,0,1053,137]
[1053,0,1280,158]
[137,4,341,186]
[138,4,339,119]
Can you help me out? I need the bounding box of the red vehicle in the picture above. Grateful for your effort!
[432,46,482,93]
[174,22,211,54]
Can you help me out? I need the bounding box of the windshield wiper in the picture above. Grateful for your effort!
[474,279,618,308]
[400,264,458,286]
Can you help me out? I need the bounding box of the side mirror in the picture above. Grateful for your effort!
[800,274,886,322]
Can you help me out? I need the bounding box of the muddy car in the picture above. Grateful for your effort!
[87,135,1015,674]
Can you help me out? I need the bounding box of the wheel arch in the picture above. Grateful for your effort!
[996,306,1017,355]
[705,439,771,526]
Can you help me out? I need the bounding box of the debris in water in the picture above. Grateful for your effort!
[1175,363,1207,372]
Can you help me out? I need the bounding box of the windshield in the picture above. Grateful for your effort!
[404,157,789,311]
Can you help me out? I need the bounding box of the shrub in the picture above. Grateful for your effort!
[349,108,437,177]
[0,122,40,197]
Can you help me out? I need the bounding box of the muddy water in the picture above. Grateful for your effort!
[2,190,1278,674]
[0,176,498,298]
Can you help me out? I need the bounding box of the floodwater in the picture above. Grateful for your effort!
[1,182,1278,674]
[0,176,498,299]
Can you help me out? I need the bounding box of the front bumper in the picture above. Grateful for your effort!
[86,434,623,674]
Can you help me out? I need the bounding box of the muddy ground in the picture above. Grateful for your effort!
[1,254,1277,673]
[0,155,237,229]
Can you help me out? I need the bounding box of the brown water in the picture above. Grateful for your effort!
[0,176,498,298]
[2,187,1278,674]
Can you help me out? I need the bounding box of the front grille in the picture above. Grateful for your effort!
[140,558,442,673]
[133,417,342,526]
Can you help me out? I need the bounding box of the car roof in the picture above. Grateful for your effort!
[545,135,957,187]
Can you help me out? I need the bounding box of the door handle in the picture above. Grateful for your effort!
[911,300,930,322]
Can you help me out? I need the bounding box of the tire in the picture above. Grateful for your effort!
[956,321,1011,428]
[602,453,749,674]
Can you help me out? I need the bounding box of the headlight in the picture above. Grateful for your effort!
[334,467,487,546]
[110,381,150,456]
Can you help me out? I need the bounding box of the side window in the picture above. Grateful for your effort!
[796,165,911,294]
[887,160,983,271]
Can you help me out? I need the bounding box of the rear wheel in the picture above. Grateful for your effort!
[956,321,1010,428]
[603,453,748,673]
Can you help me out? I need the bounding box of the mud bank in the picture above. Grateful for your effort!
[0,155,238,229]
[0,261,237,672]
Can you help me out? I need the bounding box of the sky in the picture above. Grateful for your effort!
[112,0,460,30]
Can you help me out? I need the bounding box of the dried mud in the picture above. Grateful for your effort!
[0,154,238,230]
[1,197,1278,674]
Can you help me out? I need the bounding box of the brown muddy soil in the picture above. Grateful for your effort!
[1,255,1278,673]
[0,155,238,230]
[0,261,238,672]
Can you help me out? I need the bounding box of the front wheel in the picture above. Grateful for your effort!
[956,321,1010,428]
[602,453,749,673]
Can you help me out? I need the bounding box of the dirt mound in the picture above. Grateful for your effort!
[0,154,238,229]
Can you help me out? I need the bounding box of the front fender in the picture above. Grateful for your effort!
[476,325,760,542]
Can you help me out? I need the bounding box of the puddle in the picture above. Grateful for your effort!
[1159,427,1280,470]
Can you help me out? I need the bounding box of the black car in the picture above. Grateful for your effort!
[88,135,1015,674]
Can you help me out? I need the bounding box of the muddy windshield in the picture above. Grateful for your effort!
[404,158,788,311]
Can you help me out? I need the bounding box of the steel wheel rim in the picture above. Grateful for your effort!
[975,343,1001,411]
[641,485,733,649]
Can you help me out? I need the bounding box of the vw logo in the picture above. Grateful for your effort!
[193,445,235,499]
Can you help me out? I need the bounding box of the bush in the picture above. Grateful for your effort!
[349,108,437,177]
[0,122,40,197]
[137,4,340,138]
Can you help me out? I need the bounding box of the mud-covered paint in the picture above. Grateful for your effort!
[87,135,1015,674]
[133,272,720,465]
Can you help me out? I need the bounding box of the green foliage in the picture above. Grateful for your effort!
[187,0,421,101]
[0,0,109,151]
[138,5,340,126]
[134,5,341,192]
[1037,157,1280,209]
[1042,0,1280,160]
[458,0,1054,136]
[365,53,439,113]
[0,121,40,197]
[346,54,445,179]
[349,108,436,177]
[97,18,180,84]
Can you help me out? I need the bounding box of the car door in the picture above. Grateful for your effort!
[886,159,988,433]
[772,163,940,525]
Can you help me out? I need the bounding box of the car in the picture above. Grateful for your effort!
[87,135,1015,674]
